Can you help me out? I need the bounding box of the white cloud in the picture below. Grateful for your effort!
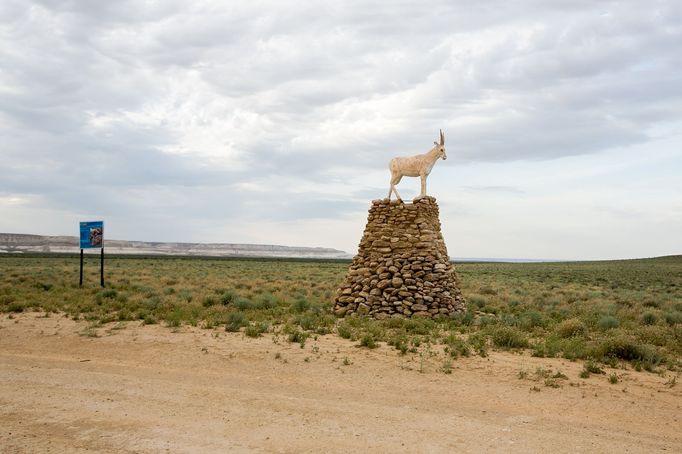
[0,0,681,259]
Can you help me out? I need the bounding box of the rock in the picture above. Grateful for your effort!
[376,279,391,289]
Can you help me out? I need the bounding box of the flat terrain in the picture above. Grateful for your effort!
[1,313,680,453]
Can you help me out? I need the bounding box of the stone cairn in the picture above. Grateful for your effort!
[334,196,465,319]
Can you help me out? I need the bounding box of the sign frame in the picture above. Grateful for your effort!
[79,221,104,249]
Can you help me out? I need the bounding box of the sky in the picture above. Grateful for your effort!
[1,1,681,260]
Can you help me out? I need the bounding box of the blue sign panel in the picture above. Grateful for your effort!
[79,221,104,249]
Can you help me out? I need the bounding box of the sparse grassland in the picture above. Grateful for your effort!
[1,254,680,373]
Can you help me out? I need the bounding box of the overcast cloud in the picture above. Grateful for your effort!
[1,1,681,260]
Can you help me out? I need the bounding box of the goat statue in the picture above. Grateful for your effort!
[388,129,447,201]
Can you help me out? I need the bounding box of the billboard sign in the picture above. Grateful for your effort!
[79,221,104,249]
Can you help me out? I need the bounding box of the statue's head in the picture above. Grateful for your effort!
[433,129,447,160]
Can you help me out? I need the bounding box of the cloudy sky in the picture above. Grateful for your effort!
[1,1,681,260]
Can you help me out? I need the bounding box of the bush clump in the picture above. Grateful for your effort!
[597,315,619,331]
[592,336,662,366]
[443,334,470,358]
[555,318,588,338]
[641,311,658,326]
[359,333,378,349]
[225,311,247,332]
[490,326,529,349]
[220,290,238,305]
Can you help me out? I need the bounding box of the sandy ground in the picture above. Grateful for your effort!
[0,313,680,453]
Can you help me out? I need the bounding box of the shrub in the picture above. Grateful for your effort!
[592,336,661,366]
[254,293,278,310]
[287,329,309,346]
[664,312,682,326]
[468,333,488,356]
[178,290,193,303]
[244,322,268,338]
[451,311,474,327]
[296,312,334,334]
[479,286,497,295]
[359,333,378,349]
[337,323,352,339]
[443,334,470,358]
[225,311,247,332]
[202,296,217,307]
[35,282,53,291]
[555,318,587,338]
[597,315,619,330]
[641,311,658,326]
[490,326,529,349]
[519,311,546,331]
[6,301,25,313]
[220,290,238,305]
[234,297,253,311]
[403,318,436,335]
[584,360,604,374]
[291,298,311,313]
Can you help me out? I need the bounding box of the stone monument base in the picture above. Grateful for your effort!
[334,197,465,319]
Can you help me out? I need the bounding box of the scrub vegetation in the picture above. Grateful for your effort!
[1,254,681,373]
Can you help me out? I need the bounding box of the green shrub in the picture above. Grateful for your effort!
[555,318,587,338]
[664,312,682,326]
[244,322,268,338]
[597,315,619,330]
[452,311,474,326]
[478,315,499,328]
[202,296,217,307]
[287,329,309,346]
[337,323,352,339]
[403,318,436,335]
[359,333,378,349]
[234,297,253,311]
[519,311,546,331]
[641,311,658,326]
[6,301,25,313]
[479,286,497,295]
[35,282,53,291]
[592,336,661,365]
[490,326,529,349]
[584,360,604,374]
[291,298,311,313]
[468,333,488,356]
[100,288,117,299]
[254,293,279,310]
[443,334,470,358]
[225,311,247,332]
[220,290,238,305]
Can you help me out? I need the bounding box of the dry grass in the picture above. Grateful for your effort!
[1,254,680,372]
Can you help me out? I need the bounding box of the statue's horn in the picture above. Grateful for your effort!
[440,129,444,145]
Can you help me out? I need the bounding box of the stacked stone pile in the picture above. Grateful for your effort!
[334,196,465,318]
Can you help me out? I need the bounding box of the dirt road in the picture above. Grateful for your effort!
[1,313,680,453]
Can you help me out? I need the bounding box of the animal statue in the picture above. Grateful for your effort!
[388,129,447,201]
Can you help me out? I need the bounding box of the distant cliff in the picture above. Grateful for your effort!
[0,233,351,259]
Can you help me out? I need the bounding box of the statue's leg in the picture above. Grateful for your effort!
[413,174,426,200]
[392,186,402,201]
[391,175,402,201]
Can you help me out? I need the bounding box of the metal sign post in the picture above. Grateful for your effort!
[79,221,105,288]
